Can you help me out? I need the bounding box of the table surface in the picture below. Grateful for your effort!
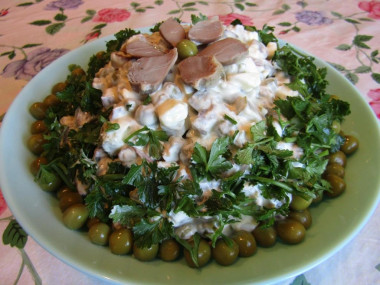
[1,0,379,284]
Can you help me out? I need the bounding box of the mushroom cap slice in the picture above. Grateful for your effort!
[188,18,224,44]
[178,55,223,90]
[159,17,186,47]
[128,48,178,94]
[199,38,248,65]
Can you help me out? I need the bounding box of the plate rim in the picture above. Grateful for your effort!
[1,27,380,285]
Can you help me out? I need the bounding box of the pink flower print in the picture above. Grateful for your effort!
[369,101,380,118]
[368,88,380,118]
[93,8,131,23]
[368,88,380,100]
[0,190,7,216]
[359,1,380,19]
[218,13,254,26]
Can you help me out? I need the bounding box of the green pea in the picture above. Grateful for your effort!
[30,120,47,134]
[27,133,47,155]
[184,239,211,268]
[325,163,345,178]
[252,226,277,247]
[51,82,67,94]
[59,191,83,212]
[159,239,181,262]
[56,186,72,200]
[62,204,89,230]
[43,94,60,107]
[290,195,312,211]
[29,102,47,120]
[133,243,159,261]
[70,67,86,82]
[212,238,239,266]
[331,120,341,134]
[30,156,48,176]
[232,230,256,257]
[288,209,312,229]
[312,190,324,204]
[96,51,106,59]
[276,219,305,244]
[328,151,347,167]
[177,39,198,59]
[88,222,111,246]
[71,67,86,77]
[325,174,346,198]
[109,228,133,255]
[341,135,359,155]
[86,217,101,229]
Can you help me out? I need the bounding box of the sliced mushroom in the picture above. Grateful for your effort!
[198,38,248,65]
[188,18,224,44]
[159,17,186,47]
[123,33,170,57]
[177,55,223,90]
[127,48,178,94]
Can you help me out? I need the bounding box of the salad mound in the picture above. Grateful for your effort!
[27,15,358,267]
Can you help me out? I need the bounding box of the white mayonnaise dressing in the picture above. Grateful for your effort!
[95,24,301,239]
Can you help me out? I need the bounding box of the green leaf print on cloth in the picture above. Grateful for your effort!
[328,11,380,85]
[290,274,311,285]
[2,219,28,248]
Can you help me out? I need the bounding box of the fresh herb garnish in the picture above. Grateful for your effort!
[224,114,238,125]
[245,24,277,45]
[31,18,354,268]
[99,115,120,132]
[106,28,140,53]
[124,126,169,159]
[192,136,233,178]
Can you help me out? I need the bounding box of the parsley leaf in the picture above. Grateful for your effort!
[123,161,180,210]
[124,126,169,159]
[133,218,173,248]
[224,114,238,125]
[192,137,233,178]
[250,120,267,142]
[109,204,146,226]
[245,24,277,45]
[274,45,328,99]
[106,28,140,53]
[85,185,110,222]
[99,116,120,132]
[175,233,201,267]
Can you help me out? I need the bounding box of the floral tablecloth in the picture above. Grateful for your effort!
[0,0,379,284]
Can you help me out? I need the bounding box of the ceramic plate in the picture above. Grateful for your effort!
[1,27,380,284]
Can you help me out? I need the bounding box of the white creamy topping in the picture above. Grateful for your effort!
[101,116,142,156]
[163,136,185,162]
[242,182,290,208]
[168,211,217,240]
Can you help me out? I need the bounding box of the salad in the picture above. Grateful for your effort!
[27,15,359,267]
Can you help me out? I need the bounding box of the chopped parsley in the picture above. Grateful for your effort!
[124,126,169,159]
[224,114,238,125]
[32,20,353,267]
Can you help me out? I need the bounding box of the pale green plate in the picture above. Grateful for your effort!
[1,29,380,284]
